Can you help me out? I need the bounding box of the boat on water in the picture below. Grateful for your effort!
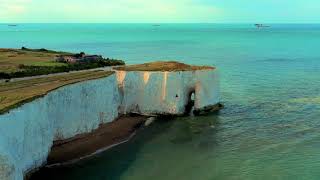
[8,24,18,27]
[254,24,270,28]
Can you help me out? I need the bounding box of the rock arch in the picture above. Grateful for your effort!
[184,88,195,115]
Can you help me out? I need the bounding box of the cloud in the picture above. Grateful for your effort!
[49,0,222,22]
[2,0,320,23]
[0,0,30,18]
[0,0,222,22]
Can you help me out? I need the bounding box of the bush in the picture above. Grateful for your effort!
[0,72,10,79]
[0,59,125,79]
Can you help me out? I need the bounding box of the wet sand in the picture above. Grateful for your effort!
[47,115,147,165]
[26,115,148,180]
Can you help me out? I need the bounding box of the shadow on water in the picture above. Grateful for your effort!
[29,114,222,180]
[29,118,175,180]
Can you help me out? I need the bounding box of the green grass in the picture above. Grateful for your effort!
[24,61,67,67]
[0,48,125,79]
[0,48,67,73]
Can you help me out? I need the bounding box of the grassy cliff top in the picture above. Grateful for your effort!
[114,61,215,72]
[0,48,124,79]
[0,48,70,73]
[0,70,113,114]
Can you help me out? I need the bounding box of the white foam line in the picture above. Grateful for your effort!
[46,131,137,168]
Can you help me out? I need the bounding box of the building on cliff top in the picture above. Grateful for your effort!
[55,52,103,63]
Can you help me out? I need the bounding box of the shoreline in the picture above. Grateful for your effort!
[27,115,149,180]
[47,130,138,168]
[0,61,220,180]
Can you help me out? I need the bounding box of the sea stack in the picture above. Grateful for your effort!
[115,61,220,115]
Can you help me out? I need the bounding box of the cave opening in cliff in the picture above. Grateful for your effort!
[185,90,195,115]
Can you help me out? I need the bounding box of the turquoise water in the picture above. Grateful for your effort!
[2,24,320,180]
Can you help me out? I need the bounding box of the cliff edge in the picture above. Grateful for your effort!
[115,61,220,115]
[0,61,220,180]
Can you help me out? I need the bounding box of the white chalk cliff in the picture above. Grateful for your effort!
[0,75,120,180]
[116,70,219,115]
[0,65,220,180]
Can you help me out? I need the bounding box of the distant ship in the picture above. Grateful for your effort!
[8,24,18,27]
[254,24,270,28]
[152,24,161,27]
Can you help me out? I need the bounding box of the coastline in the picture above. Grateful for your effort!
[27,115,149,179]
[2,23,319,180]
[48,115,147,164]
[0,61,220,180]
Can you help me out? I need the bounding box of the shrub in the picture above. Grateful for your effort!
[0,59,125,79]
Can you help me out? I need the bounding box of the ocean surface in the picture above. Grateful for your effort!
[2,23,320,180]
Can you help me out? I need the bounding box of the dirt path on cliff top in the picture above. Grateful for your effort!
[0,66,121,83]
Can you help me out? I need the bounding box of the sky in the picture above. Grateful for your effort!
[0,0,320,23]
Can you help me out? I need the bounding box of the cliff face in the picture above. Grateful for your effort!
[0,75,120,180]
[0,67,220,180]
[117,69,219,115]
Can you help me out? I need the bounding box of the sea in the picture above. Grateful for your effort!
[2,23,320,180]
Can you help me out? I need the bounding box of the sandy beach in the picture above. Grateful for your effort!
[47,115,148,165]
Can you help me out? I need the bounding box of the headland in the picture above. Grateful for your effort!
[0,48,221,180]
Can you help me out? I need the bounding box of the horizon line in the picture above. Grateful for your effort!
[2,22,320,24]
